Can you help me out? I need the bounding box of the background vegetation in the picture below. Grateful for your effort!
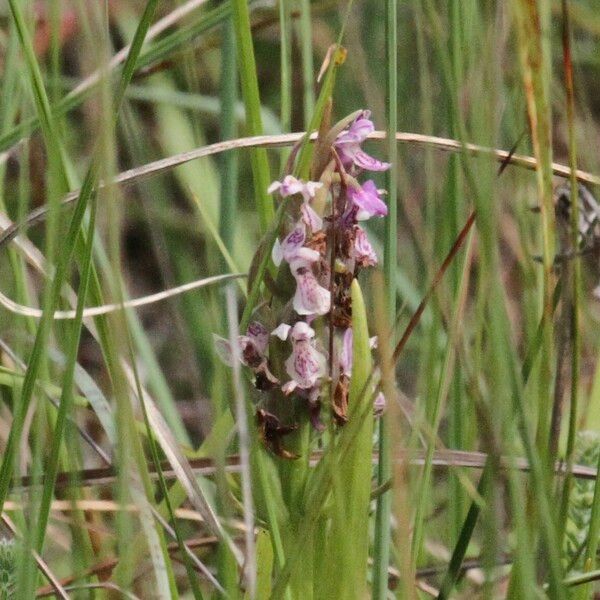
[1,0,600,597]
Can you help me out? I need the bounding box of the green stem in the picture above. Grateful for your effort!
[279,0,292,137]
[219,16,239,269]
[33,198,97,556]
[372,0,397,597]
[558,0,582,549]
[297,0,315,128]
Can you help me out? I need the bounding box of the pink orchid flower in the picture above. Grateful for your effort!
[272,224,331,316]
[268,175,324,231]
[268,175,323,202]
[213,321,278,384]
[271,224,320,267]
[272,322,327,394]
[334,110,391,172]
[290,261,331,316]
[347,180,388,221]
[352,225,378,267]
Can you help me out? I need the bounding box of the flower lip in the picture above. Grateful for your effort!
[284,328,326,389]
[291,262,331,316]
[273,320,326,393]
[272,224,322,268]
[353,225,378,267]
[347,180,388,220]
[334,110,391,172]
[353,150,391,172]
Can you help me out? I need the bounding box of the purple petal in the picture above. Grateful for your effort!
[348,181,388,220]
[283,224,306,250]
[301,203,323,232]
[271,323,292,340]
[246,321,269,354]
[334,111,390,172]
[309,408,325,431]
[339,328,353,376]
[268,175,323,202]
[353,226,378,267]
[353,149,391,172]
[285,342,327,388]
[267,180,282,194]
[275,224,317,265]
[273,227,319,266]
[291,264,331,316]
[349,115,375,139]
[334,144,358,169]
[278,175,305,197]
[336,110,374,145]
[308,389,325,431]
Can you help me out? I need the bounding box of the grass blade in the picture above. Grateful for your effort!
[557,0,583,556]
[373,0,397,595]
[231,0,273,232]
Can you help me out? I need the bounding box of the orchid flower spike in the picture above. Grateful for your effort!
[213,108,392,437]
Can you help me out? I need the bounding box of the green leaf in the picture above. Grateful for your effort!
[322,279,374,599]
[247,528,273,600]
[231,0,273,232]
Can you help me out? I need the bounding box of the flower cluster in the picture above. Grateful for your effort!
[215,110,389,453]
